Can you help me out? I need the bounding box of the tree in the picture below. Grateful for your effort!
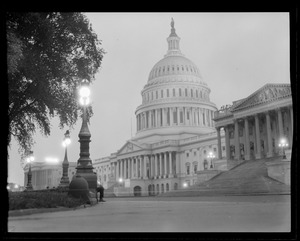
[7,12,105,157]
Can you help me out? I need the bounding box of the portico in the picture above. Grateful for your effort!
[214,83,293,161]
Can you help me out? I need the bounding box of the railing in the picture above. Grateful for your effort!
[179,132,217,144]
[214,107,233,119]
[150,140,179,148]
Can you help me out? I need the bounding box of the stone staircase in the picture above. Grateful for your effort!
[161,156,290,197]
[103,183,117,197]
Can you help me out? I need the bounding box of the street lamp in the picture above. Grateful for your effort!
[207,151,215,169]
[26,151,34,190]
[73,79,97,190]
[183,182,188,188]
[59,130,71,187]
[278,138,288,160]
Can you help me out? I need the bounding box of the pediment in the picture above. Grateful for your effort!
[117,140,144,155]
[232,83,291,111]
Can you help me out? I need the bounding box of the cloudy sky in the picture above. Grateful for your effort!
[7,12,290,186]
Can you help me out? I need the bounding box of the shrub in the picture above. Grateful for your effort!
[8,189,86,210]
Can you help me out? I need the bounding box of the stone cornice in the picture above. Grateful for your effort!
[135,99,217,113]
[145,75,208,88]
[232,83,291,112]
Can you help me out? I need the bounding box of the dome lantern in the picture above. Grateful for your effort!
[165,18,183,57]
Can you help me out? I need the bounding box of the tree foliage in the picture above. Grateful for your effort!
[7,12,105,157]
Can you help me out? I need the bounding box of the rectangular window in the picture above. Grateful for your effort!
[167,89,169,97]
[156,91,158,99]
[194,165,197,173]
[185,88,188,96]
[187,111,190,120]
[179,88,182,96]
[173,88,175,97]
[186,153,189,157]
[186,166,190,175]
[191,89,193,97]
[161,89,163,98]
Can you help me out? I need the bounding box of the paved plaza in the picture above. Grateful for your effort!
[8,194,290,233]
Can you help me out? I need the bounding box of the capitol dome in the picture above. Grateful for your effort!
[133,19,217,143]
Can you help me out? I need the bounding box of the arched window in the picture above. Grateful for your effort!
[161,184,164,193]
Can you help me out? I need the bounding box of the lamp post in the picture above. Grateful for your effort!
[278,138,288,160]
[74,79,97,190]
[207,151,215,169]
[59,130,71,187]
[26,151,34,190]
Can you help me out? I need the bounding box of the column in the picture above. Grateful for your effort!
[217,127,222,159]
[154,154,158,178]
[183,107,186,125]
[135,157,138,178]
[130,158,134,179]
[266,112,273,158]
[154,109,158,127]
[175,152,180,175]
[191,108,194,126]
[148,111,151,128]
[255,114,261,159]
[224,125,231,160]
[143,156,148,179]
[177,107,180,125]
[277,108,284,138]
[170,107,174,126]
[169,151,173,177]
[244,118,250,160]
[164,152,168,177]
[234,120,240,160]
[120,159,123,178]
[139,156,142,178]
[159,153,163,178]
[116,161,119,180]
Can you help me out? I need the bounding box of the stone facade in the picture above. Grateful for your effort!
[23,162,77,190]
[92,20,224,196]
[214,83,293,161]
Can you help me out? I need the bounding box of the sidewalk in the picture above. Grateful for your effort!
[8,193,290,217]
[7,195,291,232]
